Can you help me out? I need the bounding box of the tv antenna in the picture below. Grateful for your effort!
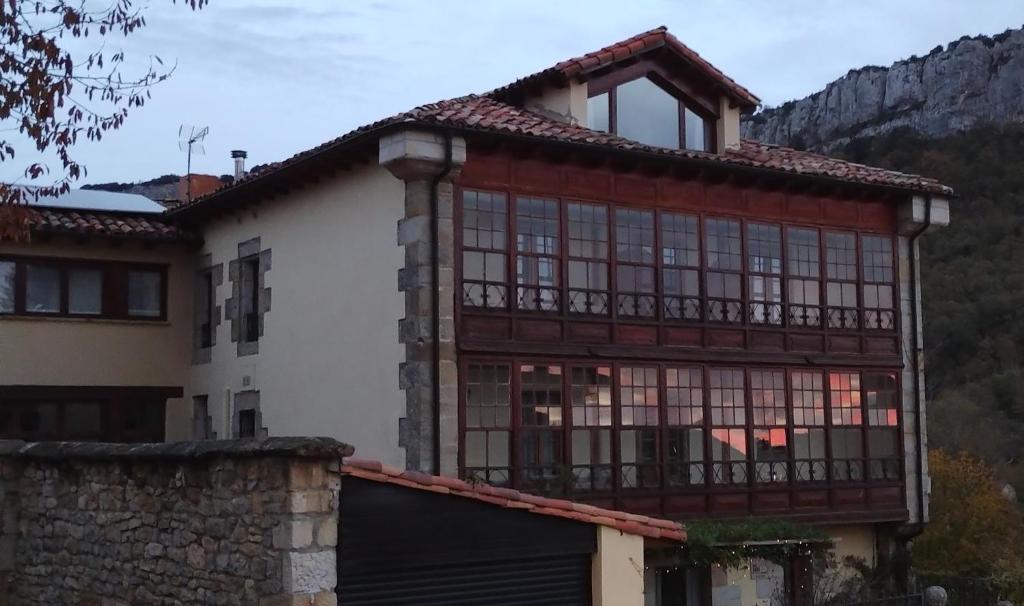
[178,124,209,201]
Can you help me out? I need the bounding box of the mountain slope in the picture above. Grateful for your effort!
[837,125,1024,488]
[742,28,1024,151]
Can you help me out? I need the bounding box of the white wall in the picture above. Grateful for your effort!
[186,164,407,466]
[592,526,645,606]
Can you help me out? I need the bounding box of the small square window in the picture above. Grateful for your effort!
[128,270,162,317]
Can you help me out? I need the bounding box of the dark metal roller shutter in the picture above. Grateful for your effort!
[339,478,596,605]
[340,553,592,606]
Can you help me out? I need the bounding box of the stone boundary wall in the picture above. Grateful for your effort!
[0,437,351,606]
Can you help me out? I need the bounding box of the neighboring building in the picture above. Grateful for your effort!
[0,190,194,442]
[0,27,952,605]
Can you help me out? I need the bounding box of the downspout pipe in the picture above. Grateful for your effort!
[907,196,933,533]
[429,132,454,475]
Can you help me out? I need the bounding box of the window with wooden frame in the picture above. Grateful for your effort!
[747,223,783,325]
[709,368,747,485]
[825,232,859,329]
[515,196,560,312]
[519,364,564,490]
[751,369,788,483]
[567,202,610,315]
[569,366,613,492]
[0,256,166,320]
[661,212,701,321]
[462,190,509,309]
[862,235,896,330]
[619,366,660,489]
[464,363,513,486]
[460,360,903,499]
[0,390,168,442]
[615,208,657,318]
[791,370,827,482]
[865,372,900,481]
[786,227,822,328]
[829,371,864,481]
[196,268,215,349]
[705,218,743,323]
[665,367,705,487]
[586,76,714,152]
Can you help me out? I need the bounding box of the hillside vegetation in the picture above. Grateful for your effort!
[838,124,1024,490]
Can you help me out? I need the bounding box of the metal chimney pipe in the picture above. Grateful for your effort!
[231,150,248,180]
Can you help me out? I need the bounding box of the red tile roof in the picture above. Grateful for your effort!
[26,206,191,241]
[493,26,759,109]
[174,29,952,214]
[341,457,686,542]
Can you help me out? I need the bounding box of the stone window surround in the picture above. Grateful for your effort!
[226,237,272,358]
[192,254,224,366]
[232,390,267,439]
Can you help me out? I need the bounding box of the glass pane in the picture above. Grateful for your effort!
[868,428,898,457]
[587,93,609,132]
[705,218,742,271]
[462,190,507,251]
[787,227,820,277]
[520,365,563,427]
[862,235,894,283]
[661,213,699,267]
[684,107,707,151]
[826,232,858,280]
[68,269,102,315]
[567,202,608,259]
[616,77,679,149]
[26,265,60,313]
[465,431,486,467]
[516,197,559,254]
[128,270,162,317]
[615,208,655,263]
[571,366,612,427]
[0,261,13,312]
[66,401,103,437]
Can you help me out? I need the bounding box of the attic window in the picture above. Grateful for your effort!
[587,76,713,152]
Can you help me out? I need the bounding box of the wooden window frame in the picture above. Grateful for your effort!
[456,189,902,349]
[587,71,718,153]
[515,196,561,312]
[0,254,168,321]
[458,358,906,516]
[460,190,510,310]
[861,235,897,331]
[0,386,178,442]
[824,231,860,330]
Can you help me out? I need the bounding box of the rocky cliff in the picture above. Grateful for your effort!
[741,27,1024,151]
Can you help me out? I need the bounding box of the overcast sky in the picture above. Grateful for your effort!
[5,0,1024,185]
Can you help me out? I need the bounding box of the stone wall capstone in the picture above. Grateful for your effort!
[0,437,351,606]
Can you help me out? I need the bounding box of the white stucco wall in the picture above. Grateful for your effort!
[0,237,193,434]
[185,164,407,466]
[525,79,589,125]
[592,526,645,606]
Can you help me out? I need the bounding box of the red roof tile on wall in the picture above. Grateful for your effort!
[341,457,687,542]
